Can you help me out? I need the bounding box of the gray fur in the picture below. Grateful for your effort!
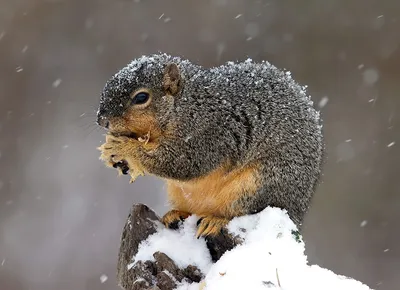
[97,53,324,227]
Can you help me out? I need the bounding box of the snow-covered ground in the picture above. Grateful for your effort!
[132,207,373,290]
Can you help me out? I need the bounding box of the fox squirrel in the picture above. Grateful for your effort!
[97,53,324,238]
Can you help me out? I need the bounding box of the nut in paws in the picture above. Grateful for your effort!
[98,134,146,182]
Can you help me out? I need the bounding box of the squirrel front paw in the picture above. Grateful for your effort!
[161,210,191,230]
[162,211,230,238]
[98,134,146,182]
[196,216,229,238]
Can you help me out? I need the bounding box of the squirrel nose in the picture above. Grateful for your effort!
[97,115,110,129]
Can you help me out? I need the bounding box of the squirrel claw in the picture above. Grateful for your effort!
[161,210,191,230]
[196,216,229,238]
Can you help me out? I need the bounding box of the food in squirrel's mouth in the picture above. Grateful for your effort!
[138,131,151,144]
[107,130,151,176]
[113,160,130,175]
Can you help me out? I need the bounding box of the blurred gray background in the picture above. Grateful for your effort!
[0,0,399,289]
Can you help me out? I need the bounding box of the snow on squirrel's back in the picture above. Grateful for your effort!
[134,207,373,290]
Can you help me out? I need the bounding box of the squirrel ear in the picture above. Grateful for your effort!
[163,63,182,96]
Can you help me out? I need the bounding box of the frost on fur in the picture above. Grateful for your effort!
[117,204,372,290]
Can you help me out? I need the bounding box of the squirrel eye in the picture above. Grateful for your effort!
[132,92,150,105]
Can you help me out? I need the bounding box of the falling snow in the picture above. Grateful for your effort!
[318,96,329,108]
[16,66,23,73]
[360,220,368,227]
[373,15,385,30]
[216,43,225,61]
[100,274,108,283]
[52,78,62,88]
[387,142,395,148]
[363,69,379,85]
[1,259,5,266]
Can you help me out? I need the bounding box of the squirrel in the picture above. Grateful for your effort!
[96,53,324,238]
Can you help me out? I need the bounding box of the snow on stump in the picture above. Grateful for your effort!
[117,204,373,290]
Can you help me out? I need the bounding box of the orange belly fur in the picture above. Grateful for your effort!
[165,163,260,218]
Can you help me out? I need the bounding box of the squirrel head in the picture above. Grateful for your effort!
[96,54,185,140]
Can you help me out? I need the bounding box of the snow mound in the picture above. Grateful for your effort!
[131,215,212,274]
[133,207,373,290]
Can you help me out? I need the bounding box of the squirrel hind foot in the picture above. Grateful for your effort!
[161,210,191,230]
[196,216,230,238]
